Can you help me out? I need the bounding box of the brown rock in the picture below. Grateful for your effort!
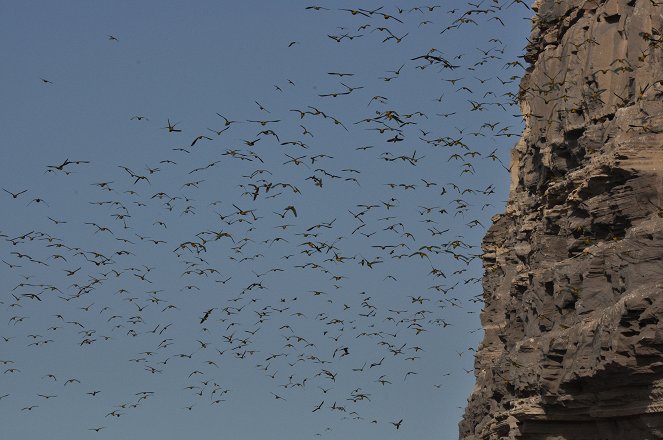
[460,0,663,438]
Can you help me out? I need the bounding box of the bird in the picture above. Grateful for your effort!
[163,119,182,133]
[46,158,90,171]
[339,8,370,17]
[3,189,27,198]
[200,308,215,324]
[191,135,213,146]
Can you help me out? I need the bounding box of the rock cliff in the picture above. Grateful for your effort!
[459,0,663,438]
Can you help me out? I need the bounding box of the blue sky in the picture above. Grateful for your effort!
[0,2,531,439]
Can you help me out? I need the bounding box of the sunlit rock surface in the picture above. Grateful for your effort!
[460,0,663,438]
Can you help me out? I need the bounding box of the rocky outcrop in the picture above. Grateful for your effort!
[459,0,663,438]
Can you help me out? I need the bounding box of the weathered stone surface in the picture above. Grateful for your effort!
[460,0,663,438]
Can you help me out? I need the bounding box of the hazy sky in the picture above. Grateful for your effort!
[0,2,531,439]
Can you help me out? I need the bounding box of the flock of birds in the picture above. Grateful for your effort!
[2,2,532,437]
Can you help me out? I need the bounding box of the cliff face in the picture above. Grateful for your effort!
[460,0,663,439]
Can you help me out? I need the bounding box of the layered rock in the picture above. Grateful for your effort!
[460,0,663,438]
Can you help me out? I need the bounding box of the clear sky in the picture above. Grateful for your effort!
[0,2,531,439]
